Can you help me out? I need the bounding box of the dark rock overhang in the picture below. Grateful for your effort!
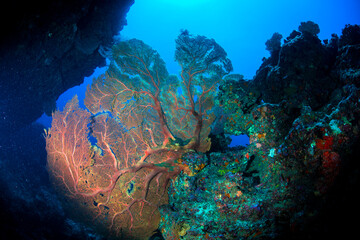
[0,0,134,135]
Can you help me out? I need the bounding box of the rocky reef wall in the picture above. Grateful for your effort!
[160,22,360,239]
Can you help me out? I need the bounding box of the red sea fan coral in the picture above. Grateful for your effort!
[45,31,231,239]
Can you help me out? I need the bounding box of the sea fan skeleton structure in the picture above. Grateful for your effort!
[45,30,232,239]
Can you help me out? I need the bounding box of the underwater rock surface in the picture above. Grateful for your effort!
[159,22,360,239]
[0,0,134,135]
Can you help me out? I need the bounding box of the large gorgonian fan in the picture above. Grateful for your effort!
[45,30,232,239]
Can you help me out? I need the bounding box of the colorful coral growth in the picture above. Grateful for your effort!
[45,31,231,239]
[159,23,360,239]
[45,22,360,239]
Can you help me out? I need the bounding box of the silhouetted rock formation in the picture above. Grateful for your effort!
[254,21,341,110]
[0,0,134,135]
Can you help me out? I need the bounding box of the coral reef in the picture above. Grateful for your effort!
[159,23,360,239]
[4,18,359,239]
[298,21,320,36]
[253,21,340,110]
[45,31,231,239]
[265,32,283,54]
[337,24,360,86]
